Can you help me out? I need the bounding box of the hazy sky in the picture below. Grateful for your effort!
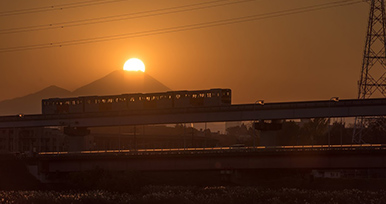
[0,0,369,104]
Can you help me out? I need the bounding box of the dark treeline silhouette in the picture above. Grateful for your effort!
[226,118,386,146]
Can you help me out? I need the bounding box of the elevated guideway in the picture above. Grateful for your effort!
[0,98,385,128]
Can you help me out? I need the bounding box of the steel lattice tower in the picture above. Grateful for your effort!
[352,0,386,143]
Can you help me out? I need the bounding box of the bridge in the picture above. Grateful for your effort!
[0,98,385,128]
[26,144,386,182]
[2,98,386,183]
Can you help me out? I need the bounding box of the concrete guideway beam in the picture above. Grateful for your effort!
[0,98,385,128]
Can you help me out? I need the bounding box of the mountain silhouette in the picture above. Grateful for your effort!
[0,70,171,115]
[0,85,72,116]
[73,70,170,96]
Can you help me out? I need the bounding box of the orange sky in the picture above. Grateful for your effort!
[0,0,369,104]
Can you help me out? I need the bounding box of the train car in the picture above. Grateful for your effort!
[41,88,232,115]
[141,92,173,109]
[173,89,231,108]
[173,91,190,108]
[205,89,231,106]
[42,97,84,114]
[84,95,128,112]
[42,98,57,114]
[84,96,100,113]
[68,97,85,113]
[111,94,128,111]
[127,93,144,110]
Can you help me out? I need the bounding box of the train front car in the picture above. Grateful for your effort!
[203,89,231,106]
[220,89,231,105]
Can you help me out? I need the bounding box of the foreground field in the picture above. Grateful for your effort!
[0,186,385,204]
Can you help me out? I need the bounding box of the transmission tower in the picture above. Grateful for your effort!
[352,0,386,143]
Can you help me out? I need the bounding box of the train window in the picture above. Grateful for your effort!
[130,97,135,102]
[146,96,151,101]
[65,101,70,105]
[176,94,181,99]
[199,93,205,98]
[72,101,75,105]
[107,98,113,103]
[207,93,212,98]
[185,94,188,97]
[192,94,197,98]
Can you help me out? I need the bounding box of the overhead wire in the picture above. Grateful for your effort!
[0,0,255,35]
[0,0,364,53]
[0,0,128,17]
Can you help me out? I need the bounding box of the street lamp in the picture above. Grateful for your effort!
[330,97,339,102]
[253,100,265,149]
[328,97,339,147]
[256,100,264,106]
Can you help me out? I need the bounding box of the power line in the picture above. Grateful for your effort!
[0,0,128,17]
[0,0,255,35]
[0,0,363,53]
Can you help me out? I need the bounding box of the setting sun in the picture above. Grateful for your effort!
[123,58,145,72]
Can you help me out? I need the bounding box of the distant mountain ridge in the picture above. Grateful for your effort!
[0,85,72,115]
[0,70,171,115]
[73,70,170,96]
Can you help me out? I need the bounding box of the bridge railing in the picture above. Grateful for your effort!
[37,143,386,157]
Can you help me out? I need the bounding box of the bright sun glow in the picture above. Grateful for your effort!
[123,58,145,72]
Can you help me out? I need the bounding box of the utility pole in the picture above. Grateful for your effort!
[353,0,386,143]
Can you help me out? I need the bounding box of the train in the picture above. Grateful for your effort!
[42,88,231,114]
